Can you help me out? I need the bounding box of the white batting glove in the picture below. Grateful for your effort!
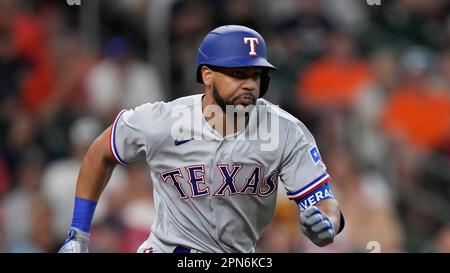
[58,228,90,253]
[300,206,335,247]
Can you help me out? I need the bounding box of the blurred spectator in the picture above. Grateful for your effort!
[380,46,450,152]
[380,86,450,152]
[39,11,94,123]
[269,0,334,65]
[297,31,373,110]
[99,0,150,60]
[1,153,47,252]
[169,0,214,96]
[363,0,450,51]
[434,50,450,90]
[0,156,11,197]
[217,0,261,30]
[85,37,165,122]
[90,217,124,253]
[41,116,126,243]
[265,0,335,106]
[349,48,400,171]
[89,164,154,253]
[2,109,41,186]
[323,0,369,34]
[256,191,299,252]
[380,46,450,250]
[1,0,55,115]
[30,195,58,252]
[324,147,405,252]
[294,30,374,152]
[0,5,27,118]
[119,163,155,252]
[433,223,450,252]
[256,218,297,253]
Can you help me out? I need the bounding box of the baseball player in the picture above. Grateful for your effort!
[59,25,344,253]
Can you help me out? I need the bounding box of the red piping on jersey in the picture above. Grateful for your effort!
[108,126,121,164]
[290,177,331,201]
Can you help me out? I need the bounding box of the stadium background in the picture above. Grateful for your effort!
[0,0,449,253]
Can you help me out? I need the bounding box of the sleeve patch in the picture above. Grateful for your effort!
[309,146,321,165]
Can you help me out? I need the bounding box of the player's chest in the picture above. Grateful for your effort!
[151,139,282,199]
[153,138,280,167]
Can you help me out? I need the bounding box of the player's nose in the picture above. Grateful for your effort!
[241,77,258,91]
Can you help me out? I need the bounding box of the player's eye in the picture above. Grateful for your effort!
[251,72,261,80]
[231,70,244,78]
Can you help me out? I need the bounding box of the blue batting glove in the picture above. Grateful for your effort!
[58,228,90,253]
[300,206,335,247]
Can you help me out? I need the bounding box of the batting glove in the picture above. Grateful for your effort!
[300,206,335,247]
[58,228,90,253]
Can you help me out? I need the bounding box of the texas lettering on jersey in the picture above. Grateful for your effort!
[160,164,278,199]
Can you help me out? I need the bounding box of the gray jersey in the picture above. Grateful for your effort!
[110,94,329,253]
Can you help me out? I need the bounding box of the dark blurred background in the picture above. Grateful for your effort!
[0,0,449,253]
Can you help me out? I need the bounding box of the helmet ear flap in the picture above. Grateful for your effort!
[259,70,270,98]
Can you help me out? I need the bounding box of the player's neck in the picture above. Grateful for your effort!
[202,94,248,137]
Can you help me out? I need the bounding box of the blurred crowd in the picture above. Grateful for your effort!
[0,0,449,253]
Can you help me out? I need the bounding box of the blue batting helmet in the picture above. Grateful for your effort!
[196,25,277,97]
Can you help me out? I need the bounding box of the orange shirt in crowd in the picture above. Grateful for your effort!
[297,57,373,108]
[380,87,450,151]
[13,13,54,114]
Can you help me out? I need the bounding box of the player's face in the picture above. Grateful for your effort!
[210,67,262,110]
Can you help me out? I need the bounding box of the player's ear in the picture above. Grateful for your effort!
[201,66,213,87]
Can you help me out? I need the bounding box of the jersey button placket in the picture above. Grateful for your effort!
[210,139,225,230]
[216,141,228,205]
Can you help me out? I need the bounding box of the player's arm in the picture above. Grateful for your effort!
[59,126,117,253]
[75,126,117,201]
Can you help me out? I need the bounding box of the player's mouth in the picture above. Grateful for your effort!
[233,93,256,106]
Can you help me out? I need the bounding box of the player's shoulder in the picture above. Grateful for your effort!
[126,94,200,118]
[166,94,202,113]
[256,98,311,137]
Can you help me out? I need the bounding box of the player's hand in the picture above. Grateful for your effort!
[300,206,335,247]
[58,228,90,253]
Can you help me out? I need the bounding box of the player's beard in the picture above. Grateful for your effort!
[212,83,256,134]
[212,83,229,113]
[212,83,256,113]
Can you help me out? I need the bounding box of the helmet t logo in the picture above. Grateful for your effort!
[244,37,259,56]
